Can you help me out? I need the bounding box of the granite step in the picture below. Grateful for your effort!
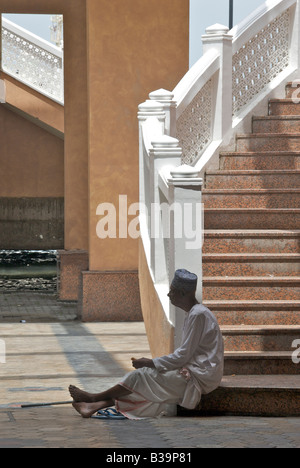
[204,208,300,230]
[204,300,300,326]
[192,84,300,417]
[221,325,300,352]
[236,133,300,152]
[252,116,300,133]
[220,151,300,171]
[269,98,300,116]
[202,276,300,301]
[202,188,300,208]
[205,170,300,189]
[202,253,300,277]
[203,230,300,254]
[196,375,300,416]
[223,351,298,375]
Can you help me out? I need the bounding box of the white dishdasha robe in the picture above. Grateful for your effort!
[115,304,224,419]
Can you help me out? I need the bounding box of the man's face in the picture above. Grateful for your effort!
[167,286,182,306]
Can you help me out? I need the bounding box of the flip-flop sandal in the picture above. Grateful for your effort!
[92,407,127,420]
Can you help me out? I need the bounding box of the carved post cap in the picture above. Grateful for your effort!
[205,23,229,35]
[170,164,201,179]
[151,135,180,149]
[138,99,164,113]
[149,88,175,102]
[138,100,166,121]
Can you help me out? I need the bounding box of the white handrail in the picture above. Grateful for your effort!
[138,0,300,350]
[2,18,63,58]
[174,48,220,119]
[173,0,298,168]
[232,0,296,53]
[1,17,64,104]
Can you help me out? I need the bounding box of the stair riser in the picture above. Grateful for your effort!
[203,236,300,254]
[205,173,300,189]
[269,101,300,116]
[200,388,300,416]
[203,284,300,301]
[223,334,300,352]
[204,211,300,230]
[236,136,300,152]
[253,118,300,134]
[224,358,298,375]
[203,261,300,277]
[220,154,300,171]
[203,193,300,208]
[211,309,300,326]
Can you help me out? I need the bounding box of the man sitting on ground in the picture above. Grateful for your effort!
[69,269,224,419]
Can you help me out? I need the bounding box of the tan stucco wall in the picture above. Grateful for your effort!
[139,238,174,357]
[86,0,189,271]
[0,1,189,312]
[0,0,89,251]
[0,104,64,198]
[2,72,64,135]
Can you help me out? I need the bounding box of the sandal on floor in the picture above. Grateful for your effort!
[92,407,127,420]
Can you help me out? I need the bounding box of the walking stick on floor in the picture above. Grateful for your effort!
[21,401,74,408]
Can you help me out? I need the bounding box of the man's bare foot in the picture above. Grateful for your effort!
[72,401,111,418]
[69,385,96,403]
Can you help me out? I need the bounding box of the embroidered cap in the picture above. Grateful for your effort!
[171,269,198,292]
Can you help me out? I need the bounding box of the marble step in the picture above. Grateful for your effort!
[252,115,300,133]
[194,375,300,416]
[205,170,300,189]
[236,133,300,152]
[203,230,300,254]
[202,188,300,208]
[269,98,300,116]
[223,351,298,375]
[202,253,300,277]
[219,151,300,171]
[221,325,300,352]
[202,276,300,301]
[204,300,300,326]
[204,208,300,230]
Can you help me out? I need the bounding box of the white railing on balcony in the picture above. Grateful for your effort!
[138,0,300,342]
[1,18,64,104]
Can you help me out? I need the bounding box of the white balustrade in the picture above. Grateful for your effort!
[173,0,298,168]
[138,0,300,340]
[1,18,64,104]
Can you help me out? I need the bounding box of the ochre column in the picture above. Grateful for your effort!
[0,0,90,301]
[82,0,189,320]
[59,0,89,301]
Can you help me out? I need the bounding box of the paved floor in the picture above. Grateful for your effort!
[0,292,300,449]
[0,292,77,322]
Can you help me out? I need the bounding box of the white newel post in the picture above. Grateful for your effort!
[167,165,203,348]
[149,89,177,138]
[202,24,233,142]
[138,100,166,236]
[148,136,182,283]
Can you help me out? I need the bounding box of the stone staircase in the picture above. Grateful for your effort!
[200,83,300,416]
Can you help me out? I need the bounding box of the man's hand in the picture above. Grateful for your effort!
[131,357,155,369]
